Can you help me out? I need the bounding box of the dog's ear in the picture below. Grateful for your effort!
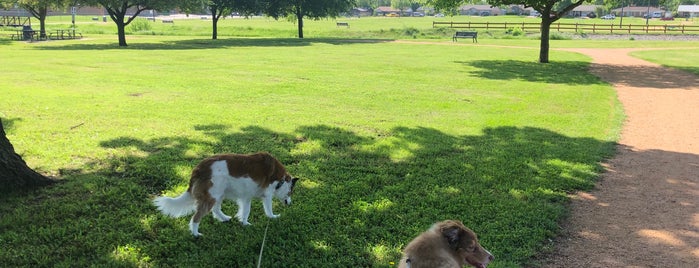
[291,177,299,185]
[442,225,463,250]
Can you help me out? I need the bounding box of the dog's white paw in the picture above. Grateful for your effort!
[193,232,203,237]
[216,215,232,222]
[241,221,251,226]
[268,214,280,219]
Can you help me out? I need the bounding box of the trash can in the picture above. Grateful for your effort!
[103,16,107,22]
[22,25,34,40]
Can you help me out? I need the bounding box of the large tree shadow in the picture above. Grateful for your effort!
[0,124,619,267]
[462,60,608,86]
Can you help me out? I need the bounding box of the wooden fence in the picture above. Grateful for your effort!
[433,21,699,35]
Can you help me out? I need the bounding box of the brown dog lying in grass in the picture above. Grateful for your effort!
[399,220,494,268]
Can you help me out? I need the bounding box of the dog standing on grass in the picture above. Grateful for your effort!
[153,152,299,237]
[399,220,494,268]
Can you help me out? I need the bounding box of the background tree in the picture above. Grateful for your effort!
[15,0,70,39]
[79,0,177,46]
[265,0,356,39]
[392,0,413,14]
[429,0,588,63]
[0,119,54,193]
[201,0,262,40]
[178,0,232,40]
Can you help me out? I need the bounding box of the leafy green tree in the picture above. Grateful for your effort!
[356,0,392,8]
[14,0,70,39]
[179,0,261,40]
[392,0,412,13]
[265,0,356,38]
[79,0,177,46]
[0,0,9,8]
[429,0,587,63]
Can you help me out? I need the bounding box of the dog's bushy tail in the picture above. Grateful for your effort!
[153,191,196,218]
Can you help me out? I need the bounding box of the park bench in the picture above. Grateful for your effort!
[162,19,174,23]
[336,22,349,28]
[452,31,477,43]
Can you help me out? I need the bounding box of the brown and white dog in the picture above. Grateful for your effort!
[399,220,494,268]
[153,152,299,237]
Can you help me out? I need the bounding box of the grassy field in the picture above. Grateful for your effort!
[4,14,698,41]
[0,15,695,267]
[631,48,699,76]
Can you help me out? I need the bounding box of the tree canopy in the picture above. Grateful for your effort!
[14,0,69,38]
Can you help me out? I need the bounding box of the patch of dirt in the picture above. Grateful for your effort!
[539,48,699,267]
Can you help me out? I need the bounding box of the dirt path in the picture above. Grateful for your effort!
[540,48,699,267]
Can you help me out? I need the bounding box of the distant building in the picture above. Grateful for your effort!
[507,5,536,16]
[569,5,599,17]
[374,6,401,16]
[611,6,664,18]
[458,5,503,16]
[350,8,372,17]
[678,5,699,18]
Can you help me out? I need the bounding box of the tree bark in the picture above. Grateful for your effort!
[0,119,54,192]
[539,17,552,63]
[117,20,128,46]
[211,5,219,40]
[296,9,304,39]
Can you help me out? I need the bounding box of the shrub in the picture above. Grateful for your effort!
[506,27,524,36]
[128,19,153,33]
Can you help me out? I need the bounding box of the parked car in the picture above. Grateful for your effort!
[601,14,615,20]
[434,13,445,17]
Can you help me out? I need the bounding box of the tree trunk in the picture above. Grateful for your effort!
[0,119,54,192]
[117,21,127,46]
[539,18,552,63]
[296,10,304,39]
[212,17,219,40]
[38,8,47,39]
[211,6,219,40]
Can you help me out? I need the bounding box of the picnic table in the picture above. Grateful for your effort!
[49,29,82,40]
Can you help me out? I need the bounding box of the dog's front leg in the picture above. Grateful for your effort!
[262,195,280,219]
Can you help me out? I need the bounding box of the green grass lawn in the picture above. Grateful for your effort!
[630,48,699,76]
[0,16,693,267]
[4,14,697,42]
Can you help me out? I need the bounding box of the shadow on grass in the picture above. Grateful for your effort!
[31,37,395,51]
[0,124,616,267]
[462,60,607,86]
[0,117,21,132]
[672,66,699,77]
